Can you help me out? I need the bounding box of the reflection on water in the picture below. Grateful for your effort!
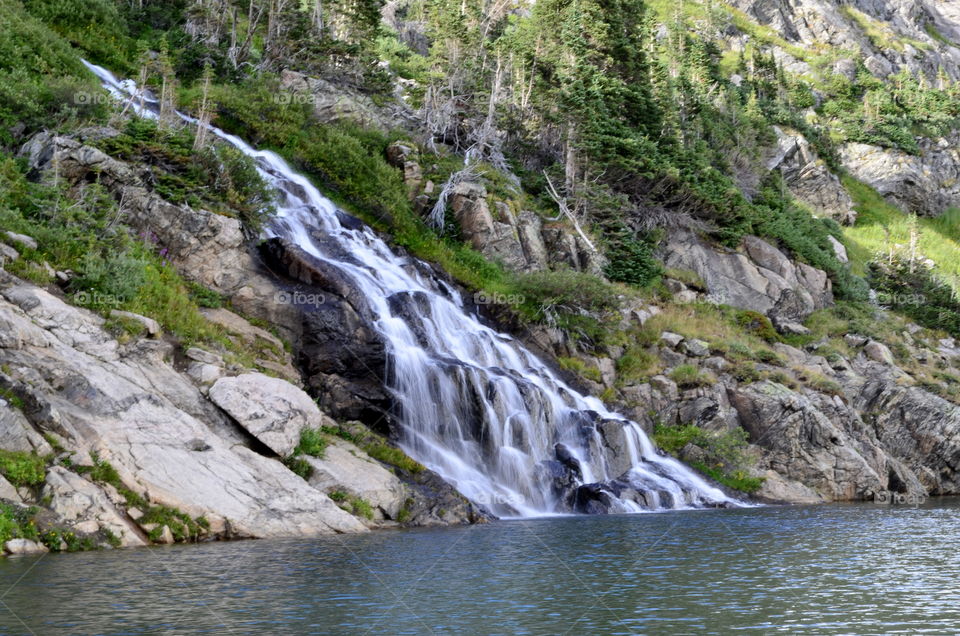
[2,501,959,634]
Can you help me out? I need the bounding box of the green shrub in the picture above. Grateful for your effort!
[186,281,225,308]
[350,497,374,520]
[690,462,764,494]
[869,255,960,337]
[731,361,761,384]
[103,315,147,342]
[765,371,798,389]
[86,452,121,485]
[652,423,704,454]
[615,348,659,384]
[70,250,150,310]
[806,373,844,397]
[294,428,328,459]
[734,310,780,343]
[512,269,624,323]
[602,227,663,287]
[0,503,39,543]
[0,450,47,487]
[754,349,785,366]
[40,528,96,552]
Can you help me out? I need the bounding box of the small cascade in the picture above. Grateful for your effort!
[84,60,737,516]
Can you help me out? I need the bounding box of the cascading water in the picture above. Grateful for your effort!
[84,60,737,517]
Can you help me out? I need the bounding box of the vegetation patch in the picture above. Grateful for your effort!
[653,423,763,494]
[364,443,425,474]
[558,357,603,384]
[669,364,715,389]
[0,503,40,544]
[0,450,47,488]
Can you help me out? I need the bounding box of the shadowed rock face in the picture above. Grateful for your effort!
[259,237,395,433]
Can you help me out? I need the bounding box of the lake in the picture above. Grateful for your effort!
[2,500,959,634]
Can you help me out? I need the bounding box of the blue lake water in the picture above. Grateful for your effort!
[2,500,959,634]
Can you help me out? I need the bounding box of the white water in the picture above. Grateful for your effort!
[84,61,735,516]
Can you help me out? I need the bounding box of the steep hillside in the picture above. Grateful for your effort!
[4,0,960,552]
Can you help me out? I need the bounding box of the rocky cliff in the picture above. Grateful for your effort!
[7,0,960,554]
[0,129,483,555]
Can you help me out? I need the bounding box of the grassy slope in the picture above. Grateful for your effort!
[842,176,960,287]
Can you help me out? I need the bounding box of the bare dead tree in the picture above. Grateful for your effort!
[542,170,596,252]
[193,63,215,150]
[428,164,480,230]
[228,0,266,69]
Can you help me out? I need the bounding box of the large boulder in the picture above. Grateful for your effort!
[661,231,833,329]
[305,438,407,520]
[209,373,322,457]
[385,141,423,194]
[0,281,367,539]
[450,181,528,271]
[279,70,413,131]
[3,538,48,555]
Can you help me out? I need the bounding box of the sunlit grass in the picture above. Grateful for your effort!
[841,176,960,289]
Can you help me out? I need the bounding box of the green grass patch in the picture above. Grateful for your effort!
[364,443,425,474]
[0,450,47,487]
[0,503,39,543]
[690,461,765,494]
[283,456,312,479]
[669,364,714,389]
[842,176,960,284]
[293,428,328,459]
[653,423,762,494]
[615,347,660,385]
[558,357,603,383]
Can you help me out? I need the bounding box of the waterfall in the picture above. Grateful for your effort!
[83,60,737,517]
